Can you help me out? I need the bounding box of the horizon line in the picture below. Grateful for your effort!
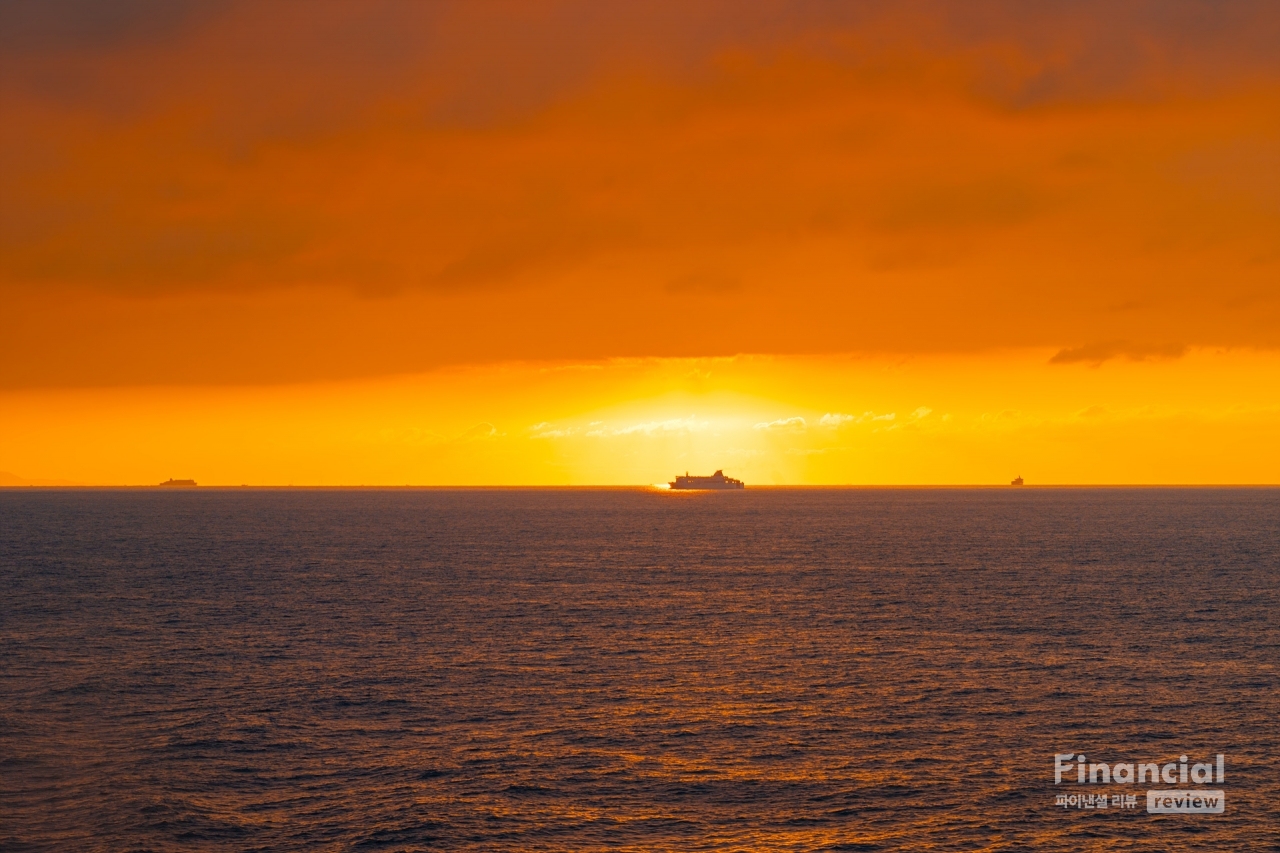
[3,484,1279,490]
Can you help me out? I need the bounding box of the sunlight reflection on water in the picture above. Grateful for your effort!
[2,488,1278,851]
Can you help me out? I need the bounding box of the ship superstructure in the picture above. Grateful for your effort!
[669,470,744,490]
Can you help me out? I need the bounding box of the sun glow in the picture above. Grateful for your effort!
[3,349,1278,486]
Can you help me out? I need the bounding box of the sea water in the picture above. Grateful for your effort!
[2,488,1277,850]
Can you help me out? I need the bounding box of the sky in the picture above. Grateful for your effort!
[2,0,1279,484]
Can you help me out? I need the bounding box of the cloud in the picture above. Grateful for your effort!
[529,422,575,438]
[529,416,709,439]
[1049,341,1188,365]
[754,416,807,431]
[459,422,498,440]
[911,407,932,419]
[577,416,707,437]
[0,0,223,54]
[4,2,1280,389]
[820,411,897,427]
[611,416,705,436]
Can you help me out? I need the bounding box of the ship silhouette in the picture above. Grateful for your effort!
[1010,475,1024,486]
[158,478,198,487]
[669,470,744,490]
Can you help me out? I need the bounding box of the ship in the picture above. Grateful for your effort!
[158,478,198,487]
[1010,475,1024,486]
[669,470,744,490]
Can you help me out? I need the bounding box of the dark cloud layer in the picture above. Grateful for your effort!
[1049,341,1189,365]
[2,1,1279,386]
[0,0,224,52]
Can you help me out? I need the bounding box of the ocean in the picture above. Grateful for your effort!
[2,488,1277,851]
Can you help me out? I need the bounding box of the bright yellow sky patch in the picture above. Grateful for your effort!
[3,349,1277,485]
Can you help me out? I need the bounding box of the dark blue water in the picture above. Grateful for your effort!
[2,488,1278,851]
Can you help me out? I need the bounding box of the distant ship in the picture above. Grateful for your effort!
[1010,476,1024,486]
[158,479,198,487]
[669,470,744,490]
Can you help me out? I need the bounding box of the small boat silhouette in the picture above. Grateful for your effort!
[1010,475,1024,486]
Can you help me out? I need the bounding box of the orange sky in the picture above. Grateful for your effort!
[2,1,1279,484]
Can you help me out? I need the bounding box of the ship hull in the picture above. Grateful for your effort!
[668,481,744,490]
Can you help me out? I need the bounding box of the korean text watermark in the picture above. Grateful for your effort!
[1052,752,1226,814]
